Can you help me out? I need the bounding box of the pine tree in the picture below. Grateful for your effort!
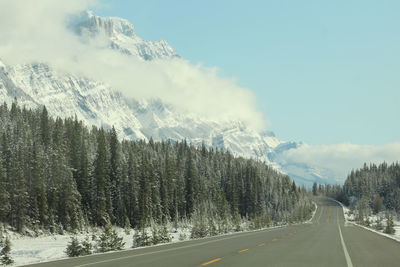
[0,237,13,265]
[40,106,50,148]
[132,229,151,247]
[80,236,93,256]
[138,153,152,228]
[65,237,83,257]
[11,149,29,232]
[0,152,10,223]
[109,127,124,225]
[97,224,125,252]
[93,129,111,226]
[30,142,48,227]
[384,214,395,234]
[184,151,197,217]
[312,182,318,196]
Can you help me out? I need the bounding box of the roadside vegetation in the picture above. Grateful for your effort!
[0,101,314,258]
[313,161,400,235]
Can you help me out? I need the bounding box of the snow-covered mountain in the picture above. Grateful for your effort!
[72,11,177,60]
[0,12,331,187]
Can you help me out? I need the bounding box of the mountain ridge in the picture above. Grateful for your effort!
[0,12,333,187]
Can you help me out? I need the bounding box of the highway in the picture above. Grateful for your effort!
[24,198,400,267]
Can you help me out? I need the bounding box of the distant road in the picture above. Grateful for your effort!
[23,198,400,267]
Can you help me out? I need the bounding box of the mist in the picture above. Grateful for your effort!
[279,142,400,182]
[0,0,266,131]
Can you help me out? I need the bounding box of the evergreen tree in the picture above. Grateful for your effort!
[65,237,83,257]
[0,152,10,223]
[0,237,13,265]
[93,129,111,226]
[384,214,395,234]
[80,236,93,256]
[97,224,125,252]
[132,229,151,247]
[312,182,318,196]
[40,106,50,148]
[29,143,48,227]
[109,127,124,225]
[0,102,314,236]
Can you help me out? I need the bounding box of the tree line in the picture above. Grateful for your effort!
[342,162,400,214]
[313,162,399,233]
[312,162,400,213]
[0,101,314,235]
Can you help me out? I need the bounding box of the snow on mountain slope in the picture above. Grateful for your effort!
[73,11,177,60]
[0,12,330,186]
[0,58,283,164]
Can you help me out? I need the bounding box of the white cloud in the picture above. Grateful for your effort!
[0,0,266,131]
[279,143,400,183]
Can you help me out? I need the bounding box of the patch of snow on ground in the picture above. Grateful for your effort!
[306,201,318,224]
[7,225,193,266]
[332,198,400,243]
[5,215,316,267]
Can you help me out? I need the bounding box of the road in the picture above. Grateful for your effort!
[24,198,400,267]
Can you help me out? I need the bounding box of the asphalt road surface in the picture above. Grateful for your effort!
[24,198,400,267]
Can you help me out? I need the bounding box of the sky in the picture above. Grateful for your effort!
[95,0,400,145]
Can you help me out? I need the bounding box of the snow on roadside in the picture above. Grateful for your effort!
[8,228,131,266]
[5,213,314,267]
[331,198,400,243]
[7,226,190,266]
[306,201,318,224]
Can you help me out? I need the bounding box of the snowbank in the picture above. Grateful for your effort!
[6,214,315,266]
[332,198,400,243]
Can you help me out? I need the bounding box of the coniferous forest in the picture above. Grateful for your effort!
[342,162,400,213]
[0,101,313,235]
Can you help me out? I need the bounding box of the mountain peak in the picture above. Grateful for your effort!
[75,10,137,38]
[72,11,177,60]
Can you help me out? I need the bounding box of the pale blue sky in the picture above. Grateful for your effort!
[96,0,400,145]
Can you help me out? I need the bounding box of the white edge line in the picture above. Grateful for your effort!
[337,208,354,267]
[73,226,287,267]
[331,197,400,244]
[316,205,324,224]
[21,213,315,267]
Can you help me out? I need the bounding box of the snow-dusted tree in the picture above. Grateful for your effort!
[384,214,395,234]
[0,237,13,265]
[65,237,83,257]
[0,152,10,223]
[97,224,125,252]
[80,236,93,256]
[93,129,111,227]
[132,229,151,247]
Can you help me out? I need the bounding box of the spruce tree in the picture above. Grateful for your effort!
[312,182,318,196]
[0,152,10,223]
[0,237,13,265]
[109,127,123,225]
[93,129,111,226]
[97,224,125,252]
[80,236,93,256]
[384,214,395,234]
[65,237,83,257]
[40,106,50,148]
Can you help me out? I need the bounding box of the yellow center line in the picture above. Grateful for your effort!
[201,258,223,266]
[257,242,267,247]
[238,249,250,253]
